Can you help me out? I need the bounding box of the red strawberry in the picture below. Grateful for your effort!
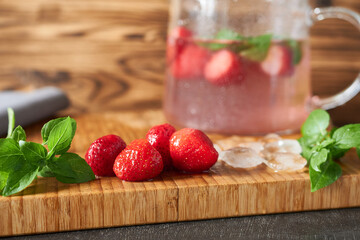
[171,44,210,79]
[113,139,163,181]
[260,45,293,76]
[167,26,193,63]
[146,123,176,170]
[204,49,243,85]
[169,128,218,172]
[85,135,126,176]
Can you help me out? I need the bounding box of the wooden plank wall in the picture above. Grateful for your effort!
[0,0,358,125]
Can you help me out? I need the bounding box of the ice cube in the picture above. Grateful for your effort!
[219,147,265,168]
[263,133,282,143]
[263,139,302,155]
[237,142,264,154]
[216,136,243,150]
[262,152,307,172]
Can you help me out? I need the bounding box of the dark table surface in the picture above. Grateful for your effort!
[4,207,360,240]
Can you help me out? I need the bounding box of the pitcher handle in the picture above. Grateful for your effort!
[310,7,360,110]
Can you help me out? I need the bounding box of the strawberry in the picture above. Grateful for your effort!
[204,49,243,85]
[113,139,163,181]
[260,45,293,77]
[85,135,126,176]
[167,26,193,63]
[169,128,218,172]
[171,44,210,80]
[146,123,176,170]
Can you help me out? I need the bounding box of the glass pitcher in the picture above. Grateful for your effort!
[164,0,360,135]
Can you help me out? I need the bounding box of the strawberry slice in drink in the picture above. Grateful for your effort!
[171,44,210,80]
[204,49,243,85]
[260,45,293,77]
[167,26,193,63]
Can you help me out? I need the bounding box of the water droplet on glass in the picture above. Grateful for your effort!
[219,147,265,168]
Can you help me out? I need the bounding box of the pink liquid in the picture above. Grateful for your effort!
[164,37,311,135]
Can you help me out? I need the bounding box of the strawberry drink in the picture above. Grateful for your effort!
[164,27,311,135]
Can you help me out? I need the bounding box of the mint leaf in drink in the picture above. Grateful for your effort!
[19,141,47,167]
[310,148,329,172]
[301,109,330,139]
[10,126,26,142]
[2,161,39,196]
[309,159,342,192]
[332,124,360,149]
[215,29,244,41]
[38,166,55,177]
[285,39,302,65]
[241,34,272,62]
[47,117,76,156]
[48,153,95,184]
[0,139,26,172]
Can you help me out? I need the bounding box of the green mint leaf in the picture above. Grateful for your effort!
[47,117,76,156]
[9,126,26,142]
[310,148,329,172]
[309,159,342,192]
[241,34,272,62]
[285,39,302,65]
[298,137,314,161]
[48,153,95,184]
[41,117,76,145]
[329,145,349,160]
[332,124,360,149]
[215,29,245,41]
[38,165,55,177]
[0,139,26,172]
[0,171,9,193]
[6,108,15,138]
[301,109,330,138]
[2,161,39,196]
[19,141,47,167]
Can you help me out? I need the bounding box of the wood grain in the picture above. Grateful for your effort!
[0,0,358,124]
[1,113,360,237]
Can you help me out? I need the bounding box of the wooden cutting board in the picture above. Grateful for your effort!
[1,113,360,237]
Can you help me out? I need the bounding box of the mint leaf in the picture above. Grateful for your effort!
[215,29,244,41]
[10,126,26,142]
[19,141,47,167]
[6,108,15,138]
[285,39,302,65]
[48,153,95,183]
[38,166,55,177]
[329,145,349,160]
[309,160,342,192]
[310,148,329,172]
[0,139,25,172]
[47,117,76,156]
[2,161,39,196]
[332,124,360,149]
[241,34,272,61]
[0,171,8,193]
[41,117,76,145]
[298,137,314,161]
[301,109,330,138]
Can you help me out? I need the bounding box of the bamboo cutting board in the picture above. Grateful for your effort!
[1,113,360,237]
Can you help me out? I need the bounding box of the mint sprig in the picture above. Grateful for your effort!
[298,109,360,192]
[0,108,95,197]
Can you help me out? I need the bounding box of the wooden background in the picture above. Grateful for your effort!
[0,0,358,125]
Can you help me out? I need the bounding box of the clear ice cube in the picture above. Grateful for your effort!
[262,152,307,172]
[237,142,264,154]
[263,139,302,155]
[219,147,265,168]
